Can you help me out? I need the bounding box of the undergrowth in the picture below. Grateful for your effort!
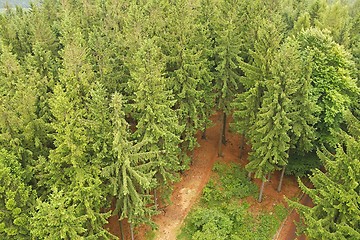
[178,162,288,240]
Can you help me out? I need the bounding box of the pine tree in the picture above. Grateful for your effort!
[103,93,156,239]
[289,112,360,239]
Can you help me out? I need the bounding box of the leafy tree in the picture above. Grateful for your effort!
[296,28,359,147]
[289,112,360,239]
[0,149,35,240]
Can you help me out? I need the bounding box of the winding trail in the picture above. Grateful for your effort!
[106,112,307,240]
[274,194,314,240]
[136,112,242,240]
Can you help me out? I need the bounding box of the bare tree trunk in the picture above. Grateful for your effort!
[239,133,245,159]
[154,189,158,209]
[118,219,124,240]
[258,178,266,203]
[247,171,252,180]
[218,131,223,157]
[202,123,207,139]
[222,112,227,145]
[277,166,286,192]
[218,112,225,157]
[130,222,134,240]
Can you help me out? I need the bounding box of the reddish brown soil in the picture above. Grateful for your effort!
[275,194,314,240]
[105,112,309,240]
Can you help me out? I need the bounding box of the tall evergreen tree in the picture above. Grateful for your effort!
[213,0,243,156]
[232,17,283,162]
[103,93,156,240]
[289,111,360,239]
[0,149,35,240]
[126,38,183,204]
[159,0,213,161]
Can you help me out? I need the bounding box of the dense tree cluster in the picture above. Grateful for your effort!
[0,0,359,239]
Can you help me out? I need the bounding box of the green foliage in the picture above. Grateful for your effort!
[296,28,359,147]
[102,93,157,226]
[179,162,284,239]
[285,151,322,177]
[289,112,360,239]
[0,0,359,238]
[0,149,35,240]
[201,163,257,204]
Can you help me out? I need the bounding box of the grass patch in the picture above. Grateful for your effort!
[178,162,289,240]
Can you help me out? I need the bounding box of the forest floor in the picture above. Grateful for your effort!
[106,112,308,240]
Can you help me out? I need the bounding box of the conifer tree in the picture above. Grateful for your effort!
[45,13,113,238]
[30,188,88,240]
[103,93,156,240]
[232,17,283,161]
[245,45,294,201]
[0,149,35,240]
[126,38,183,204]
[289,112,360,239]
[213,0,243,156]
[159,0,213,161]
[196,0,217,139]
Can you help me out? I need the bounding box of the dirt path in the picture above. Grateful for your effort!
[274,193,314,240]
[142,112,232,239]
[106,112,305,240]
[133,112,245,240]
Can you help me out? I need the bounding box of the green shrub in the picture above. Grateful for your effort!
[201,162,257,204]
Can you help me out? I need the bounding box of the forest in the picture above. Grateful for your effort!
[0,0,359,239]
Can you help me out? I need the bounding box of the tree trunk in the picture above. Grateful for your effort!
[202,123,207,139]
[218,113,224,157]
[277,166,286,192]
[239,133,245,159]
[130,222,134,240]
[247,171,252,180]
[222,112,227,145]
[119,219,125,240]
[258,178,266,203]
[154,189,158,210]
[267,172,271,181]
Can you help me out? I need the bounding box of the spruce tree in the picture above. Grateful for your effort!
[126,38,183,204]
[45,14,112,238]
[213,0,243,156]
[232,17,283,164]
[289,112,360,239]
[0,149,35,240]
[159,0,213,161]
[103,93,156,239]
